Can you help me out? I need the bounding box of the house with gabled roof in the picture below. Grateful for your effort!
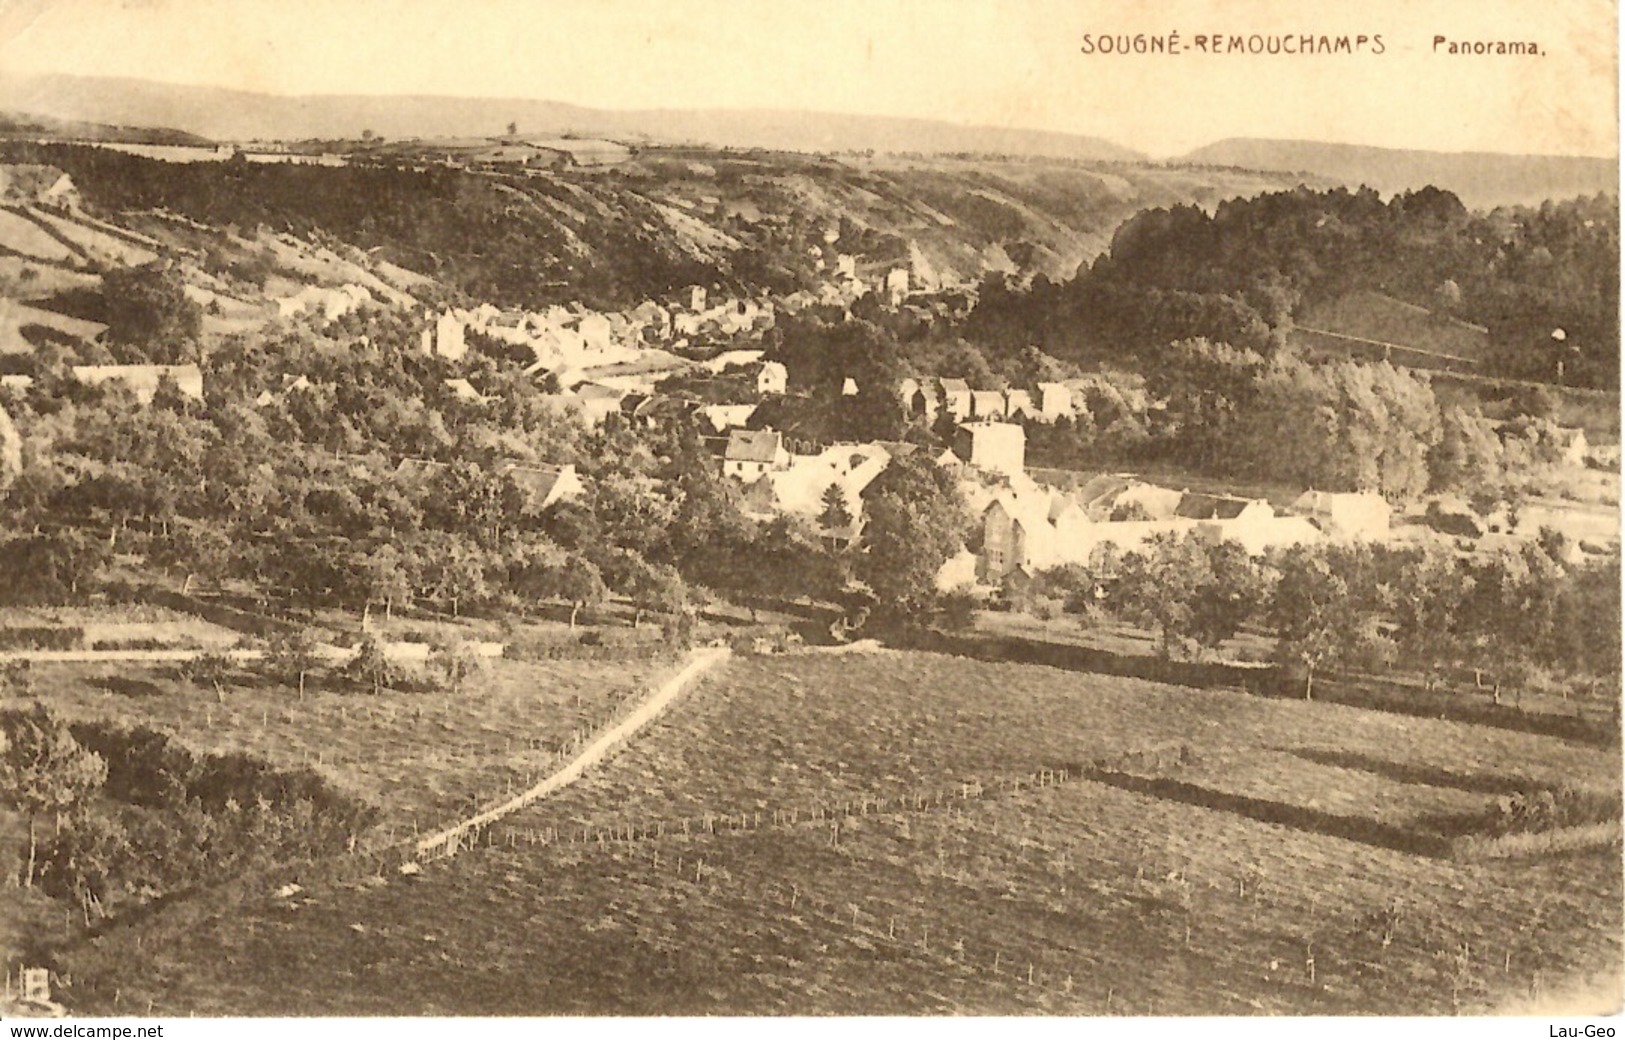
[938,378,972,422]
[969,389,1006,420]
[255,374,312,407]
[443,378,489,403]
[757,361,788,396]
[723,429,791,481]
[1036,381,1073,420]
[698,403,758,435]
[499,462,585,513]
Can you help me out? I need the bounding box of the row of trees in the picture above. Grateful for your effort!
[1020,338,1582,504]
[1023,535,1619,702]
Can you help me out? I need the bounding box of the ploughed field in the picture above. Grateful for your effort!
[62,650,1622,1015]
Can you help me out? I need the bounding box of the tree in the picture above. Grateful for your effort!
[628,562,689,628]
[1188,540,1270,657]
[1431,406,1506,495]
[179,650,236,704]
[262,628,323,701]
[1110,535,1212,659]
[428,639,485,695]
[97,263,203,362]
[856,454,968,617]
[1385,544,1474,686]
[148,520,235,595]
[38,810,128,921]
[345,635,403,696]
[420,534,490,617]
[1460,544,1563,704]
[357,542,414,620]
[817,482,854,533]
[0,405,19,494]
[552,554,607,628]
[0,704,108,887]
[1267,545,1386,699]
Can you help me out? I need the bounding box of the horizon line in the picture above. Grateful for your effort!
[1,69,1618,165]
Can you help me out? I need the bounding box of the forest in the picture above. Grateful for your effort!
[966,187,1620,389]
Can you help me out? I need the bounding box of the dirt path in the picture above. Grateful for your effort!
[413,646,731,859]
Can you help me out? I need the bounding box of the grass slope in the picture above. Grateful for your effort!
[55,649,1622,1015]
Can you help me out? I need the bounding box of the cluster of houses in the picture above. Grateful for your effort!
[421,283,777,375]
[899,374,1139,425]
[945,422,1391,586]
[714,416,1395,591]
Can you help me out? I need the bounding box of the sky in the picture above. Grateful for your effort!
[0,0,1615,157]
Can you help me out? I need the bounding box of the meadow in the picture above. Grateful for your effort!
[53,648,1621,1015]
[14,654,669,833]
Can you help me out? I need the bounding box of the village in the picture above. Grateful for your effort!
[17,189,1609,605]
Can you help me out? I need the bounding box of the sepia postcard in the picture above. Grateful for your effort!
[0,0,1617,1031]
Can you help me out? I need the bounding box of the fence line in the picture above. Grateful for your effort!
[482,742,1193,853]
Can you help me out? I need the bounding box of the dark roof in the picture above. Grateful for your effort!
[725,429,783,463]
[499,462,572,506]
[1174,492,1255,521]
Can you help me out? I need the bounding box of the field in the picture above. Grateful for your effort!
[16,653,670,832]
[54,649,1622,1016]
[1292,290,1492,371]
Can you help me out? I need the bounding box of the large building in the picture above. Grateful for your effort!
[951,421,1025,479]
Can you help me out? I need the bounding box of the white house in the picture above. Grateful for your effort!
[697,403,758,435]
[723,429,791,481]
[1036,381,1073,420]
[744,443,892,532]
[1290,490,1392,541]
[757,361,788,396]
[952,421,1025,479]
[884,268,909,305]
[938,378,973,422]
[969,389,1005,419]
[421,310,467,361]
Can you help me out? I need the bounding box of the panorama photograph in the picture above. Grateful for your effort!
[0,0,1618,1021]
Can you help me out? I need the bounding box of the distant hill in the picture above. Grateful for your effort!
[1178,138,1618,209]
[0,72,1144,163]
[0,139,1307,312]
[0,108,212,147]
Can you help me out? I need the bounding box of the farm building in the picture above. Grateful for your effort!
[739,442,892,527]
